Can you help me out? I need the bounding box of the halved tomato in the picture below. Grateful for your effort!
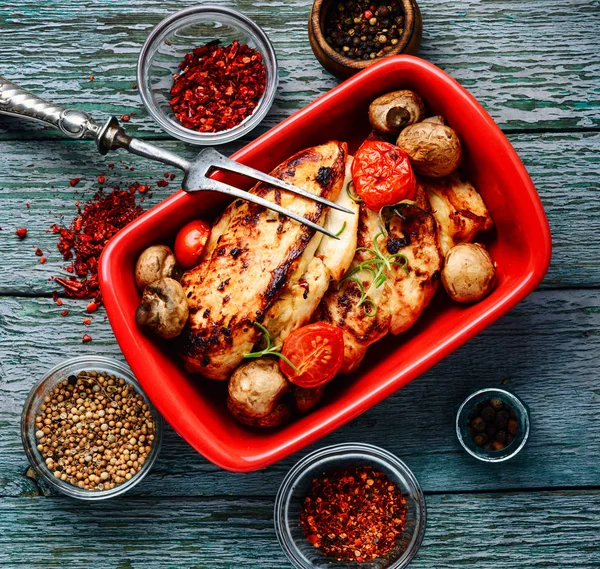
[279,323,345,388]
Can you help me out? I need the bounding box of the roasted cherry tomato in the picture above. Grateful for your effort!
[174,219,211,269]
[351,140,417,211]
[279,323,345,388]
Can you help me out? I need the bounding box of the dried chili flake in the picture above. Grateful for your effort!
[83,317,91,325]
[69,178,81,187]
[156,180,168,188]
[120,115,131,122]
[89,75,94,81]
[164,172,170,178]
[40,256,47,264]
[169,40,267,133]
[82,334,92,343]
[35,248,43,256]
[86,301,98,313]
[51,187,144,305]
[97,175,106,184]
[61,309,69,316]
[26,203,30,208]
[170,173,176,181]
[16,228,27,239]
[300,466,407,562]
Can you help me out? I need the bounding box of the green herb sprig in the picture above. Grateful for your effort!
[346,181,363,204]
[243,322,299,372]
[338,232,409,317]
[335,221,347,237]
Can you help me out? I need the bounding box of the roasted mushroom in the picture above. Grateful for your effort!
[135,277,189,338]
[396,122,463,177]
[441,243,496,303]
[227,358,290,424]
[292,385,325,414]
[368,90,425,135]
[135,245,182,291]
[227,398,291,428]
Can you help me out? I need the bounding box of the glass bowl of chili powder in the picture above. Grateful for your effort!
[137,5,278,145]
[275,443,426,568]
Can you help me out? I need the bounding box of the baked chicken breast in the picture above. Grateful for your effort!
[178,141,348,380]
[318,184,443,373]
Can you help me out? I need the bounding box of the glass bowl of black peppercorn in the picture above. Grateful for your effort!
[456,388,530,463]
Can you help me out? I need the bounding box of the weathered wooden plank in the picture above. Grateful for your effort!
[1,131,598,293]
[1,0,599,140]
[0,491,598,568]
[1,289,599,497]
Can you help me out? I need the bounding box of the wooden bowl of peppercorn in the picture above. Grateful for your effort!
[309,0,422,78]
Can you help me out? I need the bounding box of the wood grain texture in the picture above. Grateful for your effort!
[1,132,599,294]
[1,289,599,497]
[0,491,598,568]
[0,0,599,141]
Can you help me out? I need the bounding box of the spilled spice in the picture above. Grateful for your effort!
[51,187,144,305]
[300,466,407,562]
[169,39,266,133]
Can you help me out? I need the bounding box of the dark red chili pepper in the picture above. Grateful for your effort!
[169,40,267,133]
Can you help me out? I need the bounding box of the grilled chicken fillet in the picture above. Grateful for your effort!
[318,184,443,373]
[178,141,347,380]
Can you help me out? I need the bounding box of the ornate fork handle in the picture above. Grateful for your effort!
[0,75,100,140]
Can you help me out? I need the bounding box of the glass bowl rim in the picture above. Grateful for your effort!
[21,355,163,500]
[274,442,427,569]
[455,387,530,463]
[136,4,279,145]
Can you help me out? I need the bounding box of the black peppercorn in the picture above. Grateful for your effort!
[495,410,510,429]
[508,419,519,435]
[472,416,486,432]
[473,433,488,447]
[324,0,406,59]
[480,406,495,422]
[496,430,507,444]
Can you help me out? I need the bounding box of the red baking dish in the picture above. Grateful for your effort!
[100,56,551,472]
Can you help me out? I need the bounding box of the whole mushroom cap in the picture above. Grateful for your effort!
[135,245,182,291]
[396,122,463,177]
[135,277,189,338]
[441,243,496,303]
[368,90,425,135]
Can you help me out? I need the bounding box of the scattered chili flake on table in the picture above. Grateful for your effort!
[120,115,131,122]
[83,317,91,325]
[51,187,144,305]
[39,256,47,264]
[82,334,92,343]
[169,39,267,133]
[61,309,69,316]
[86,301,99,313]
[300,466,407,562]
[325,1,405,60]
[467,398,519,451]
[69,178,81,187]
[156,179,168,188]
[35,247,43,256]
[16,227,27,239]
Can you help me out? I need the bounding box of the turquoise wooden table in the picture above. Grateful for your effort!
[1,1,599,567]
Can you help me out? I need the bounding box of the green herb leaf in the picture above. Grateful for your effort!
[335,221,347,237]
[346,181,363,204]
[242,322,300,373]
[338,232,410,313]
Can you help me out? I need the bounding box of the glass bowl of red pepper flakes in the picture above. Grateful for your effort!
[274,443,426,569]
[137,5,278,145]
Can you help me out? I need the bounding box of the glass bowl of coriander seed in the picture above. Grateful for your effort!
[21,356,163,500]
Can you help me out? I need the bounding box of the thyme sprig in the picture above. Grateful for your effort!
[243,322,299,373]
[338,232,409,317]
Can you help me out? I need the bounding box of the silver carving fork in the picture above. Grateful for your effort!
[0,75,352,239]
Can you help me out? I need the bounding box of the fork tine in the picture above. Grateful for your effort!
[196,177,340,240]
[201,148,355,215]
